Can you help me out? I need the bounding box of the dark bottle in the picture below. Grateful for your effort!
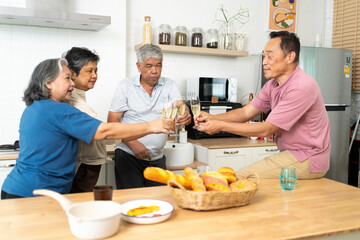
[191,27,203,47]
[159,24,171,45]
[206,29,219,49]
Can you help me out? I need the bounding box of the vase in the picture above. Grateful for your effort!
[220,23,233,50]
[221,33,233,50]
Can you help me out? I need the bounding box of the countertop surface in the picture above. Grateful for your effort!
[1,178,360,239]
[1,138,276,160]
[188,137,277,149]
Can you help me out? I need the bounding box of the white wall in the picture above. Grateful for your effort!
[0,0,330,144]
[0,0,126,144]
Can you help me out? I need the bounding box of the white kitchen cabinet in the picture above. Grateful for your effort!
[193,143,279,172]
[251,146,280,164]
[208,148,252,172]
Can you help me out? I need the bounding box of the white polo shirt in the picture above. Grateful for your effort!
[109,74,181,160]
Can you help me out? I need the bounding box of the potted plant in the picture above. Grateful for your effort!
[214,4,250,50]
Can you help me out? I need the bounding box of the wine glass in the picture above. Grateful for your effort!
[162,100,173,120]
[177,96,186,130]
[190,96,201,129]
[169,99,178,121]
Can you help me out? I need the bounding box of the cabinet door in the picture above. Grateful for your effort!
[208,148,252,172]
[251,146,279,164]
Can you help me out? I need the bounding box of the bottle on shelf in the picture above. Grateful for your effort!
[206,29,219,49]
[143,16,152,44]
[175,26,187,46]
[159,24,171,45]
[191,27,203,47]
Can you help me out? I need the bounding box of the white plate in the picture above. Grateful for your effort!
[121,199,174,224]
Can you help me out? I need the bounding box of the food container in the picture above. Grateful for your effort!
[175,26,187,46]
[206,29,219,49]
[159,24,171,45]
[191,27,203,47]
[167,173,260,211]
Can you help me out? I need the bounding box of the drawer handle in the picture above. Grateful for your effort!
[223,150,239,154]
[0,164,15,168]
[265,149,279,152]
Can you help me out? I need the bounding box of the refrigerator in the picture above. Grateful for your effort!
[299,46,352,184]
[260,46,352,183]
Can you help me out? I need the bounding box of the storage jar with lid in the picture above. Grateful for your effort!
[159,24,171,45]
[206,29,219,49]
[191,27,203,47]
[175,26,187,46]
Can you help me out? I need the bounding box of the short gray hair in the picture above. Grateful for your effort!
[23,58,68,106]
[136,44,163,63]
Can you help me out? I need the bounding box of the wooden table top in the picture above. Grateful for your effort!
[188,137,277,149]
[1,178,360,240]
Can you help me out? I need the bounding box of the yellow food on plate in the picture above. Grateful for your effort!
[127,205,160,216]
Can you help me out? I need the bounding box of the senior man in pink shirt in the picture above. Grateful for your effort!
[195,31,330,179]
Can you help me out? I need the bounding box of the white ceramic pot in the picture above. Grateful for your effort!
[164,141,194,167]
[33,189,122,239]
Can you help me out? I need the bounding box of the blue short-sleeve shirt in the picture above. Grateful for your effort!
[2,99,102,197]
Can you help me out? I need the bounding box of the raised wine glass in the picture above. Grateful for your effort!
[177,96,186,130]
[190,96,201,129]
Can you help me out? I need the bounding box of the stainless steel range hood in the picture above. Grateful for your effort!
[0,6,111,31]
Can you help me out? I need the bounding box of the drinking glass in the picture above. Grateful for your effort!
[170,99,178,120]
[93,185,113,200]
[162,100,173,120]
[177,96,186,130]
[279,167,297,190]
[190,96,201,129]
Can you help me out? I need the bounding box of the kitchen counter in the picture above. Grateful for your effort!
[1,178,360,239]
[188,137,277,149]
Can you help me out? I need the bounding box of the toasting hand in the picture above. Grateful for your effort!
[196,119,224,135]
[193,111,213,127]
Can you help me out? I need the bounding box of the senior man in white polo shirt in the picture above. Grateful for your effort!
[108,44,191,189]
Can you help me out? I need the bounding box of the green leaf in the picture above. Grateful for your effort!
[281,21,289,28]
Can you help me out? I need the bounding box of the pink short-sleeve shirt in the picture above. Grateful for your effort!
[251,66,330,172]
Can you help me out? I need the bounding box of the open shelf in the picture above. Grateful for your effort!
[134,44,248,57]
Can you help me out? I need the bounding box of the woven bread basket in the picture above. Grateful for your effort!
[167,173,260,211]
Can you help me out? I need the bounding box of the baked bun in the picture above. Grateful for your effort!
[144,167,191,190]
[217,167,235,175]
[184,167,206,192]
[201,171,229,192]
[217,167,237,184]
[201,171,228,185]
[230,179,257,192]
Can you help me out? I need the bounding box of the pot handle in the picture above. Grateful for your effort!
[33,189,73,210]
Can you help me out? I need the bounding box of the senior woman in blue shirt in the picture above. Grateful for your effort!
[1,58,171,199]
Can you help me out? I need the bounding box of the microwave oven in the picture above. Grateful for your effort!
[186,77,237,102]
[185,101,243,139]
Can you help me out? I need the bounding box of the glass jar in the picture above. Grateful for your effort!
[191,27,203,47]
[206,29,219,49]
[175,26,187,46]
[158,24,171,45]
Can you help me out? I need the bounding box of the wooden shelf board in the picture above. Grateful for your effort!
[134,44,248,57]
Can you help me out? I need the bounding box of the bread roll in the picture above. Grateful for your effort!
[205,183,230,192]
[143,167,191,190]
[217,167,236,175]
[201,171,228,185]
[184,167,206,192]
[230,179,257,192]
[219,172,237,184]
